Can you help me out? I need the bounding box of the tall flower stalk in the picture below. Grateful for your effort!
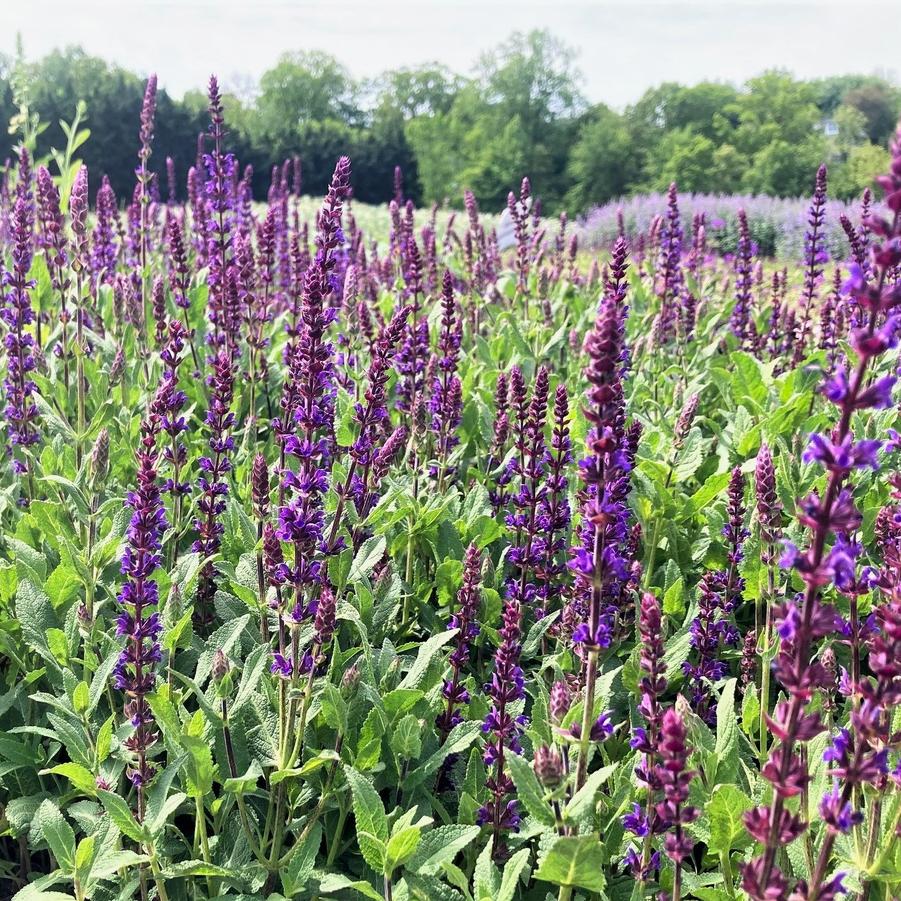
[114,415,167,818]
[755,442,782,762]
[136,75,157,300]
[731,208,754,344]
[2,195,39,493]
[192,351,235,627]
[203,76,239,359]
[36,166,70,388]
[535,384,572,621]
[793,164,828,367]
[656,182,683,344]
[569,237,632,791]
[69,165,90,466]
[437,543,482,737]
[478,595,525,861]
[656,709,698,901]
[683,467,746,725]
[430,270,463,490]
[624,591,668,882]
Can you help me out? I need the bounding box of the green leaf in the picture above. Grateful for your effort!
[88,850,148,879]
[405,720,481,790]
[71,682,90,715]
[160,860,241,878]
[521,610,559,657]
[565,762,618,821]
[349,535,386,583]
[534,834,606,892]
[662,577,685,616]
[97,790,146,843]
[95,715,114,764]
[385,825,421,874]
[713,678,738,785]
[181,732,214,797]
[36,799,76,872]
[10,889,77,901]
[0,563,17,605]
[497,847,531,901]
[741,683,760,737]
[389,714,422,760]
[283,821,322,895]
[223,760,264,795]
[689,471,732,514]
[89,652,120,714]
[46,628,69,666]
[147,792,186,838]
[407,825,481,876]
[16,579,61,668]
[74,835,95,879]
[231,643,269,716]
[40,763,97,797]
[317,873,382,900]
[381,688,424,717]
[474,840,500,900]
[673,427,706,483]
[320,682,349,733]
[355,706,388,772]
[397,629,458,690]
[345,765,388,873]
[706,784,753,854]
[505,751,555,827]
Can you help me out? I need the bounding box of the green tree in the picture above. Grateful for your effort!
[832,142,891,199]
[473,29,584,208]
[366,65,465,203]
[640,127,718,193]
[565,105,635,212]
[741,136,827,196]
[844,81,901,145]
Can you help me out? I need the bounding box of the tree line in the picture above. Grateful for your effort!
[2,30,898,214]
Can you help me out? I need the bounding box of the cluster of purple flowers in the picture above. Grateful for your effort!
[683,467,746,724]
[2,196,39,477]
[624,591,668,880]
[429,270,463,483]
[269,158,351,672]
[192,351,236,625]
[477,595,526,859]
[505,365,550,614]
[437,543,482,736]
[730,208,754,343]
[655,183,683,343]
[534,385,572,619]
[568,238,633,652]
[114,416,168,804]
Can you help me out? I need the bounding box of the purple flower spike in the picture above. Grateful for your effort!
[192,351,236,627]
[114,415,168,797]
[478,596,526,861]
[437,544,482,737]
[3,196,40,481]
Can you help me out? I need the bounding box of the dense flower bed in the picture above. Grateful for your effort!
[1,74,901,901]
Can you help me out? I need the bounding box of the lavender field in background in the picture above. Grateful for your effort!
[579,192,878,260]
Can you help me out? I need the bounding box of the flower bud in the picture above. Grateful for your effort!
[90,428,110,485]
[341,663,361,697]
[533,745,564,788]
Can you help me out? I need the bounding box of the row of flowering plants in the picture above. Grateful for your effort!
[1,73,901,901]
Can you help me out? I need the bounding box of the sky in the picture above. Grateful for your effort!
[2,0,898,109]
